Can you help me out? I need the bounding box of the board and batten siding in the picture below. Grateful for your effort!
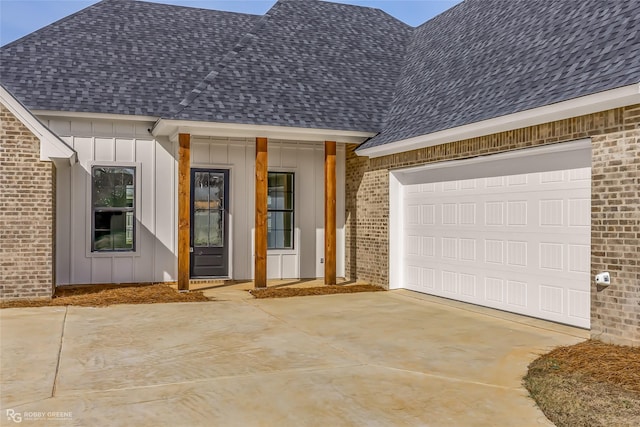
[191,137,345,280]
[43,117,344,284]
[44,117,176,285]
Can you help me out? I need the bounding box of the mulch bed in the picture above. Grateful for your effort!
[0,284,210,308]
[525,340,640,426]
[250,284,385,299]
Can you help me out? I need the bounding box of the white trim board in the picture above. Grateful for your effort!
[0,85,77,164]
[153,119,375,144]
[358,83,639,158]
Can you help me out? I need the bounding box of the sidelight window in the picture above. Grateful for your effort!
[267,172,294,249]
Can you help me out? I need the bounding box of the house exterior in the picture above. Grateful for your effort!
[1,0,638,346]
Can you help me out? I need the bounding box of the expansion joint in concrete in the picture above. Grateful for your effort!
[51,306,68,398]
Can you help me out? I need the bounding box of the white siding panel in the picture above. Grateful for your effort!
[94,138,115,162]
[298,144,317,279]
[154,138,176,282]
[56,163,72,284]
[115,138,135,162]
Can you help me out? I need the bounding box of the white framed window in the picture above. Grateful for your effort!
[91,166,136,252]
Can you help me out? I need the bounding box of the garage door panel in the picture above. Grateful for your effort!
[401,166,591,328]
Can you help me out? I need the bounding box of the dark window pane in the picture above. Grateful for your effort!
[267,229,276,249]
[283,229,292,248]
[274,190,284,210]
[93,167,134,208]
[283,212,293,230]
[275,229,284,248]
[93,211,133,251]
[267,188,277,209]
[284,192,294,210]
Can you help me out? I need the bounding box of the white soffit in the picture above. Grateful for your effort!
[358,83,640,158]
[152,119,376,144]
[391,138,592,185]
[0,86,77,164]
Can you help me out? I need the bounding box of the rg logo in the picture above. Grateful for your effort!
[6,409,22,423]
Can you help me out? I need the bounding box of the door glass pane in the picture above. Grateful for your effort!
[209,210,223,247]
[193,210,209,247]
[194,172,209,212]
[209,173,224,209]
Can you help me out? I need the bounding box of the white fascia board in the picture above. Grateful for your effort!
[357,83,640,158]
[152,119,376,144]
[32,110,159,123]
[0,86,77,165]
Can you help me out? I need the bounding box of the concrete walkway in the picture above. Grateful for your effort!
[0,290,587,426]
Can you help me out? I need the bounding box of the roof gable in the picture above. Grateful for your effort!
[0,84,76,163]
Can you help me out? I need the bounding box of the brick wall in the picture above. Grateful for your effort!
[0,105,55,300]
[590,105,640,346]
[346,105,639,346]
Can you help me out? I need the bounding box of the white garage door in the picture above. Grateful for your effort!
[392,141,591,328]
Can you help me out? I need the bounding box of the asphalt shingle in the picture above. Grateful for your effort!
[360,0,640,149]
[0,0,259,117]
[171,0,412,132]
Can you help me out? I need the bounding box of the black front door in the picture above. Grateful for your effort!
[190,169,229,277]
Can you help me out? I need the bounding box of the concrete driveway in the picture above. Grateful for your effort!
[0,290,586,426]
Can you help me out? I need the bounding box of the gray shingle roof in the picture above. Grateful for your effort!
[1,0,638,142]
[170,0,412,132]
[0,0,411,132]
[359,0,640,149]
[0,0,259,116]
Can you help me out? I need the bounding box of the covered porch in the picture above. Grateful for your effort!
[156,122,374,290]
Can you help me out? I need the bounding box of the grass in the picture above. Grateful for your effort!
[524,340,640,427]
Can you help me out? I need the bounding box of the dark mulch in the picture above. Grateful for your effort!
[524,340,640,427]
[250,284,385,299]
[0,284,210,308]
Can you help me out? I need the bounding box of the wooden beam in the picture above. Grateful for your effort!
[324,141,337,286]
[255,137,268,288]
[178,133,190,291]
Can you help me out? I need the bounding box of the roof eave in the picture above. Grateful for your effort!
[152,118,376,144]
[0,85,77,165]
[357,82,640,158]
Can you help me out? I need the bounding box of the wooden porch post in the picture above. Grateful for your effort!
[324,141,337,285]
[255,137,268,288]
[178,133,191,291]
